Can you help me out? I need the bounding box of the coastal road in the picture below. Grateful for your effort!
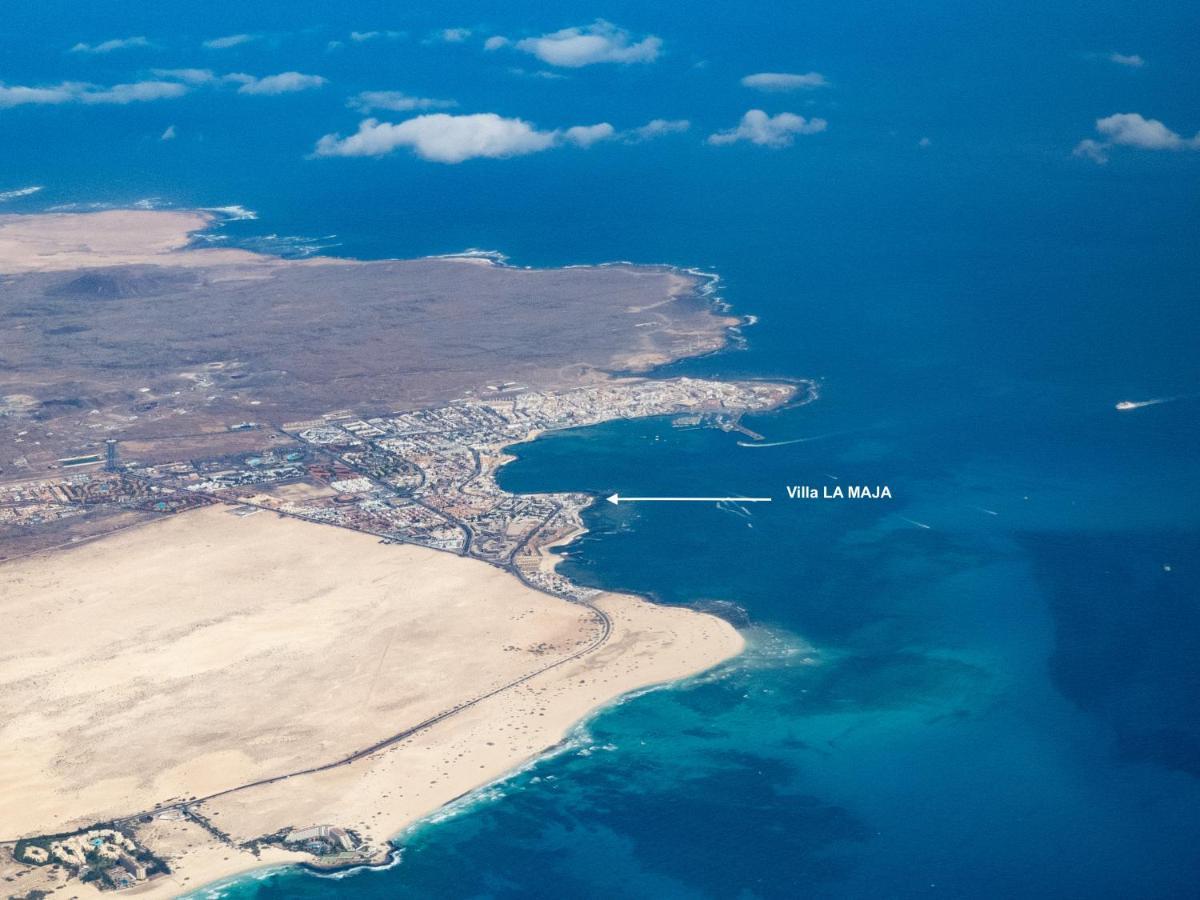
[40,582,615,844]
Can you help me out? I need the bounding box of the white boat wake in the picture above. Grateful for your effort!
[737,438,806,448]
[717,500,754,519]
[1115,395,1185,411]
[737,431,846,448]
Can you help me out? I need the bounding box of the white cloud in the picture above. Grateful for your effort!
[515,20,661,68]
[348,91,457,113]
[918,136,932,148]
[707,109,827,148]
[1106,52,1145,68]
[152,68,216,84]
[484,36,509,51]
[1074,112,1200,164]
[0,68,333,108]
[440,28,472,43]
[626,118,690,142]
[564,123,615,147]
[0,79,188,107]
[1072,138,1109,164]
[507,67,568,81]
[161,124,177,140]
[232,72,327,95]
[1096,112,1191,148]
[313,112,691,163]
[740,71,828,91]
[83,81,188,104]
[98,82,179,103]
[204,33,255,50]
[350,30,404,42]
[157,68,325,96]
[0,83,79,107]
[314,114,559,162]
[70,36,150,54]
[313,113,636,162]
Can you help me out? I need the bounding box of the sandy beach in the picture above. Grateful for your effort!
[0,504,743,897]
[0,209,278,274]
[0,207,752,896]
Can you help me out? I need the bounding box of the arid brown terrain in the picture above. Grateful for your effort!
[1,211,736,476]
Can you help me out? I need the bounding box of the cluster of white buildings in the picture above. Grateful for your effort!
[19,828,151,890]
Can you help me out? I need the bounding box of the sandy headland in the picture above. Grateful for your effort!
[0,495,743,897]
[0,209,272,274]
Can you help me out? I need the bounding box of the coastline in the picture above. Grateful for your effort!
[194,619,822,897]
[161,590,745,899]
[1,465,747,900]
[176,626,749,900]
[181,614,748,900]
[0,207,772,898]
[164,411,766,895]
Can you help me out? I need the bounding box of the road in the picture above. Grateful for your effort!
[4,587,616,845]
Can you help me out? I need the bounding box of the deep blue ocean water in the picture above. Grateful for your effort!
[4,2,1199,896]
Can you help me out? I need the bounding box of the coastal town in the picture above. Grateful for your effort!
[0,375,804,895]
[1,376,803,598]
[6,819,370,894]
[12,828,164,892]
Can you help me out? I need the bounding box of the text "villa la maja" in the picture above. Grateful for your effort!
[787,485,893,500]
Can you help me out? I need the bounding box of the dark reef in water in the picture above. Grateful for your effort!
[1027,529,1200,778]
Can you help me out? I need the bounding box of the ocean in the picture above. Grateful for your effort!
[4,1,1200,896]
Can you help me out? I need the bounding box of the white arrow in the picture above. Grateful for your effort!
[606,493,772,505]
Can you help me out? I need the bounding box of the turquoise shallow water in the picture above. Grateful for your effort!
[207,386,1200,898]
[5,1,1200,895]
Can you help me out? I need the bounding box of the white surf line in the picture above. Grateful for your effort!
[970,505,999,516]
[897,515,932,530]
[607,493,771,505]
[0,185,43,202]
[199,204,258,221]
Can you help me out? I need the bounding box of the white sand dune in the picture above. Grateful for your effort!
[0,505,742,897]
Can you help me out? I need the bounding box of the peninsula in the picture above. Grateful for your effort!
[0,210,811,897]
